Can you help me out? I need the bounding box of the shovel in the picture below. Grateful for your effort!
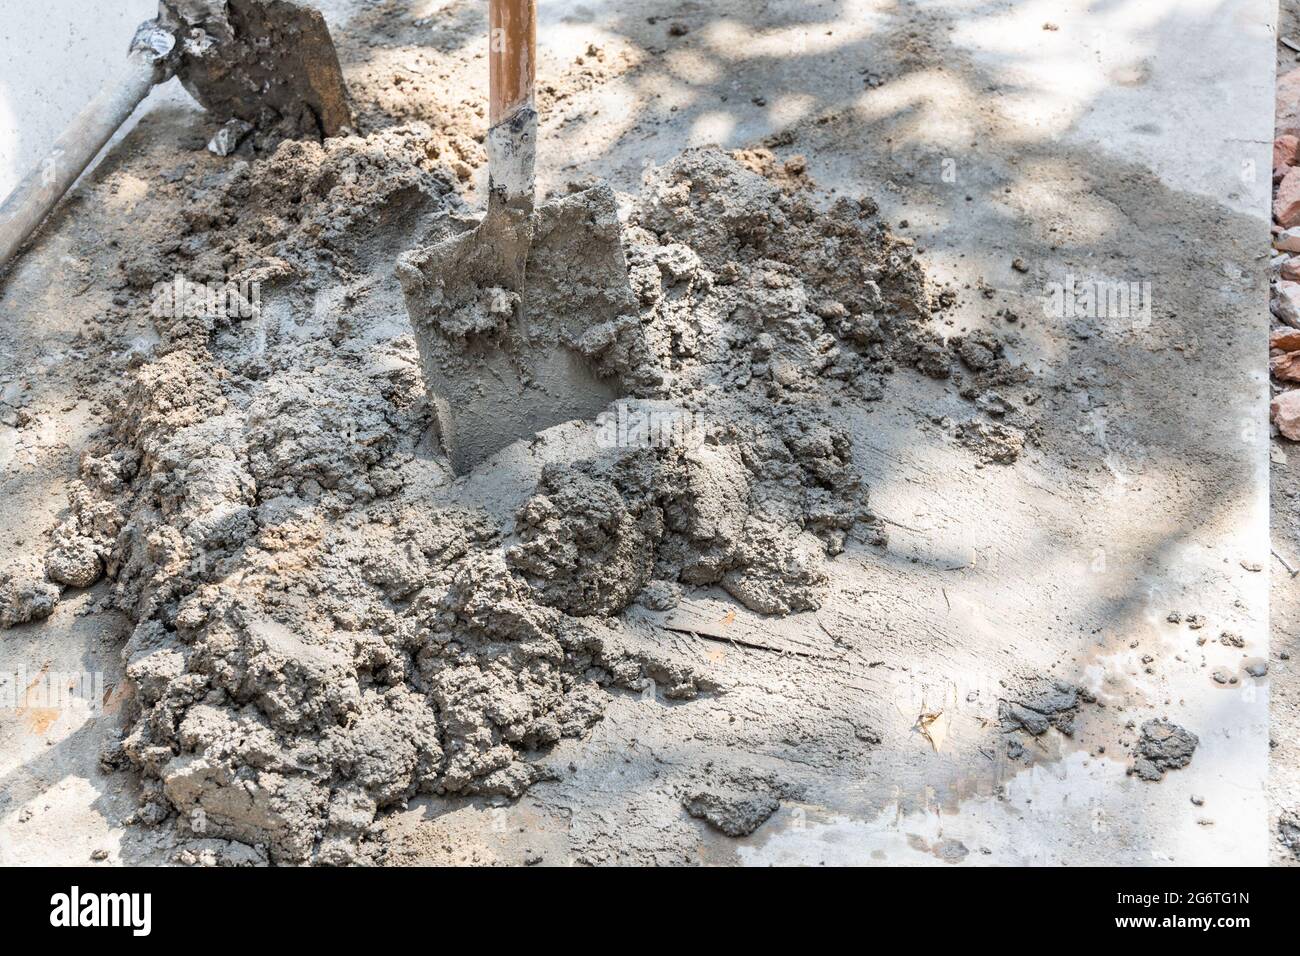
[397,0,632,474]
[0,0,351,274]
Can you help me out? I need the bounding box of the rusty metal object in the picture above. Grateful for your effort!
[0,0,352,274]
[164,0,352,139]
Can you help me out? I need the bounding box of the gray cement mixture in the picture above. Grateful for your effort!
[3,125,1035,861]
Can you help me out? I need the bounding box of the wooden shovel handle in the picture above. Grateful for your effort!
[486,0,537,214]
[489,0,536,125]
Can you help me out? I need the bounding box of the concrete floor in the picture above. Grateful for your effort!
[0,0,1281,865]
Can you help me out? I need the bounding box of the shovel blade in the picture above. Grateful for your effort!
[397,182,635,473]
[169,0,353,138]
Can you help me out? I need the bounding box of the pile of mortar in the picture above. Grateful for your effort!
[0,129,1033,862]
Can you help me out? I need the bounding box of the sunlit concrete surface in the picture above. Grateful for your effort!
[0,0,1276,865]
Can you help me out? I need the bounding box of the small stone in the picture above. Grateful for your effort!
[1277,67,1300,138]
[1276,135,1300,180]
[1276,281,1300,327]
[1191,795,1205,806]
[1271,327,1300,351]
[1274,352,1300,381]
[1277,227,1300,253]
[90,848,109,861]
[1276,167,1300,227]
[207,118,254,157]
[1011,257,1029,273]
[1271,390,1300,440]
[1246,661,1269,678]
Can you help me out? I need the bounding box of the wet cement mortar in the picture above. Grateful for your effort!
[3,0,1262,865]
[0,121,1045,863]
